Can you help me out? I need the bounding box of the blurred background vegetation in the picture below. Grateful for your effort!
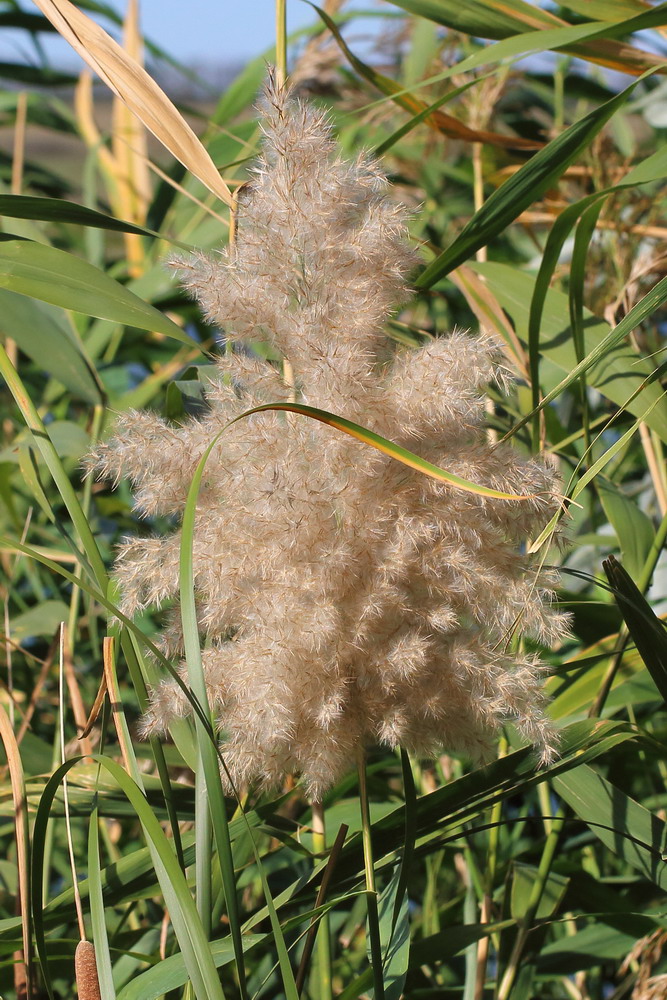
[2,1,667,998]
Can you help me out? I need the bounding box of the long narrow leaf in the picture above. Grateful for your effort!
[554,765,667,890]
[228,402,536,500]
[387,0,667,74]
[416,74,649,287]
[314,5,541,150]
[603,554,667,703]
[0,240,196,346]
[514,275,667,435]
[87,802,116,1000]
[0,194,191,245]
[32,757,228,1000]
[180,427,296,999]
[470,263,667,444]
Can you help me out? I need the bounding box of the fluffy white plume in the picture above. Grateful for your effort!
[88,82,568,798]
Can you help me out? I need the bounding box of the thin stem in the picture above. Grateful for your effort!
[295,820,348,997]
[311,801,332,1000]
[11,90,27,196]
[474,737,506,999]
[66,403,106,663]
[59,624,86,943]
[276,0,287,88]
[640,423,667,516]
[357,751,385,1000]
[472,142,486,264]
[497,806,566,1000]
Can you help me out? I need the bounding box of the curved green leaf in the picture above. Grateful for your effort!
[386,0,667,75]
[0,240,196,345]
[554,764,667,890]
[0,61,77,85]
[87,802,115,1000]
[383,0,565,39]
[32,757,228,1000]
[416,75,646,288]
[0,194,191,246]
[597,478,654,581]
[115,934,265,1000]
[604,554,667,703]
[469,262,667,444]
[230,403,536,501]
[526,144,667,438]
[0,289,103,403]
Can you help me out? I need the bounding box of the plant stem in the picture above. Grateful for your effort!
[497,806,565,1000]
[296,821,348,996]
[474,737,506,1000]
[311,800,333,1000]
[276,0,287,87]
[357,751,385,1000]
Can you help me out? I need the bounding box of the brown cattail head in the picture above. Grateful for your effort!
[75,940,101,1000]
[87,80,569,798]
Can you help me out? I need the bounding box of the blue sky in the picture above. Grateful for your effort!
[112,0,319,64]
[5,1,363,69]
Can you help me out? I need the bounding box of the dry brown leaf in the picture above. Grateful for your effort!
[32,0,233,208]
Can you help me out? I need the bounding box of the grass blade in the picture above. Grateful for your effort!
[386,0,667,74]
[603,554,667,702]
[227,402,537,500]
[0,289,104,404]
[358,753,385,1000]
[0,194,192,245]
[415,74,648,288]
[32,757,229,1000]
[526,144,667,439]
[554,764,667,890]
[0,240,196,345]
[87,801,116,1000]
[512,274,667,437]
[0,702,32,996]
[314,4,541,150]
[179,439,248,996]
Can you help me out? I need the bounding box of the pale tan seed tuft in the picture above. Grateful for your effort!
[88,79,569,798]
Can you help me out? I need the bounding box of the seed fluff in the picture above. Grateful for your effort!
[88,81,568,798]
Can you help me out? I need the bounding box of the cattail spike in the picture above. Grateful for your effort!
[75,940,101,1000]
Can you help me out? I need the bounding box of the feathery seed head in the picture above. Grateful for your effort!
[88,80,568,798]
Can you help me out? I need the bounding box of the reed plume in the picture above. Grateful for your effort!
[88,81,568,798]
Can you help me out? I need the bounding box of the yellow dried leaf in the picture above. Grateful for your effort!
[32,0,233,208]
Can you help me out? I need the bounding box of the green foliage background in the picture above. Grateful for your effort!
[1,1,667,997]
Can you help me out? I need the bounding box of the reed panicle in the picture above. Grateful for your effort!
[88,80,568,798]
